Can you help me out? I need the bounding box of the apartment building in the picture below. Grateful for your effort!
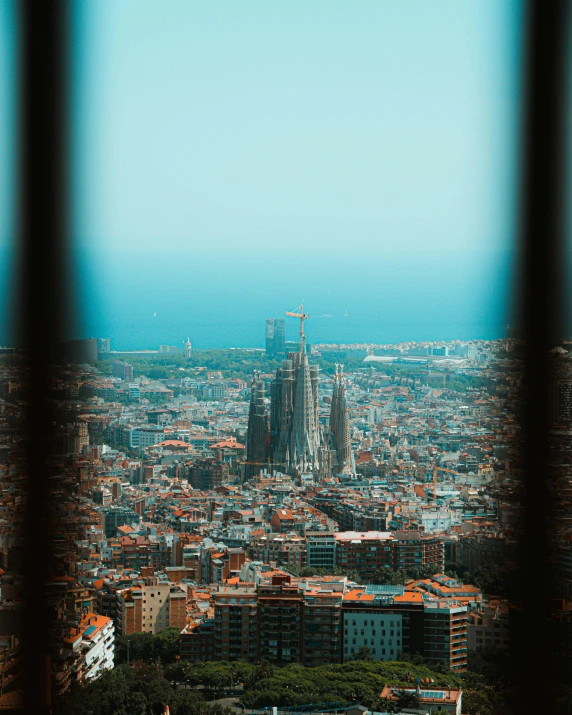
[118,583,187,635]
[130,427,166,449]
[409,574,482,606]
[204,576,465,670]
[334,531,394,579]
[95,574,143,628]
[213,585,259,663]
[271,508,299,533]
[457,531,509,572]
[248,533,307,568]
[468,601,510,650]
[213,577,342,668]
[306,532,337,570]
[190,459,229,490]
[342,587,468,671]
[112,360,133,382]
[202,383,226,400]
[128,383,141,402]
[201,547,247,583]
[180,619,216,661]
[80,614,115,681]
[392,531,445,572]
[424,602,468,671]
[62,613,115,683]
[99,505,141,538]
[257,579,304,665]
[301,586,342,666]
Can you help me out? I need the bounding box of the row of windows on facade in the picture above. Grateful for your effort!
[346,628,399,637]
[348,646,396,656]
[346,638,401,647]
[217,599,338,606]
[350,619,399,627]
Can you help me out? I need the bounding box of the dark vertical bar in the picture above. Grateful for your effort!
[517,1,569,713]
[17,1,70,713]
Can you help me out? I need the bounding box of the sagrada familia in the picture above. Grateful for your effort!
[245,315,352,481]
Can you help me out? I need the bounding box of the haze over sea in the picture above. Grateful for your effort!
[71,246,514,351]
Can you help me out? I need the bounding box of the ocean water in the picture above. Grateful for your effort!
[0,245,519,348]
[67,247,516,350]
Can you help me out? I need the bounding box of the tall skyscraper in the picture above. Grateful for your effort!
[265,318,285,357]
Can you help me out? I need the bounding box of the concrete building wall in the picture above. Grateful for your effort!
[343,611,403,662]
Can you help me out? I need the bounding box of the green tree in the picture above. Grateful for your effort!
[124,690,149,715]
[353,646,375,662]
[471,564,518,599]
[231,660,255,685]
[169,689,210,715]
[154,627,183,664]
[164,660,196,685]
[246,660,274,688]
[462,688,493,715]
[396,651,427,666]
[201,663,233,698]
[115,628,181,667]
[466,645,510,688]
[114,632,155,665]
[242,659,460,710]
[56,660,242,715]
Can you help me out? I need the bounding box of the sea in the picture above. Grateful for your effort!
[0,246,519,349]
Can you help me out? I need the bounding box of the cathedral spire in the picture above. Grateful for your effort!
[245,371,269,480]
[268,305,322,480]
[329,364,352,475]
[290,350,319,473]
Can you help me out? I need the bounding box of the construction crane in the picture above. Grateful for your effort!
[286,304,309,348]
[430,461,458,500]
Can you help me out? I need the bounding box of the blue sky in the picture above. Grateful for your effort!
[73,1,521,259]
[0,1,524,346]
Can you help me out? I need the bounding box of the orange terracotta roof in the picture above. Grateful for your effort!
[394,592,423,603]
[343,589,375,602]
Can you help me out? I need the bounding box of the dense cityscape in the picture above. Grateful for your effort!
[1,312,571,714]
[0,308,572,713]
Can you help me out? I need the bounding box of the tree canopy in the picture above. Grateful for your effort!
[115,627,182,666]
[56,662,238,715]
[63,634,518,715]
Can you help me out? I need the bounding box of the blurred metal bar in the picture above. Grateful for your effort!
[18,1,70,713]
[517,0,569,712]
